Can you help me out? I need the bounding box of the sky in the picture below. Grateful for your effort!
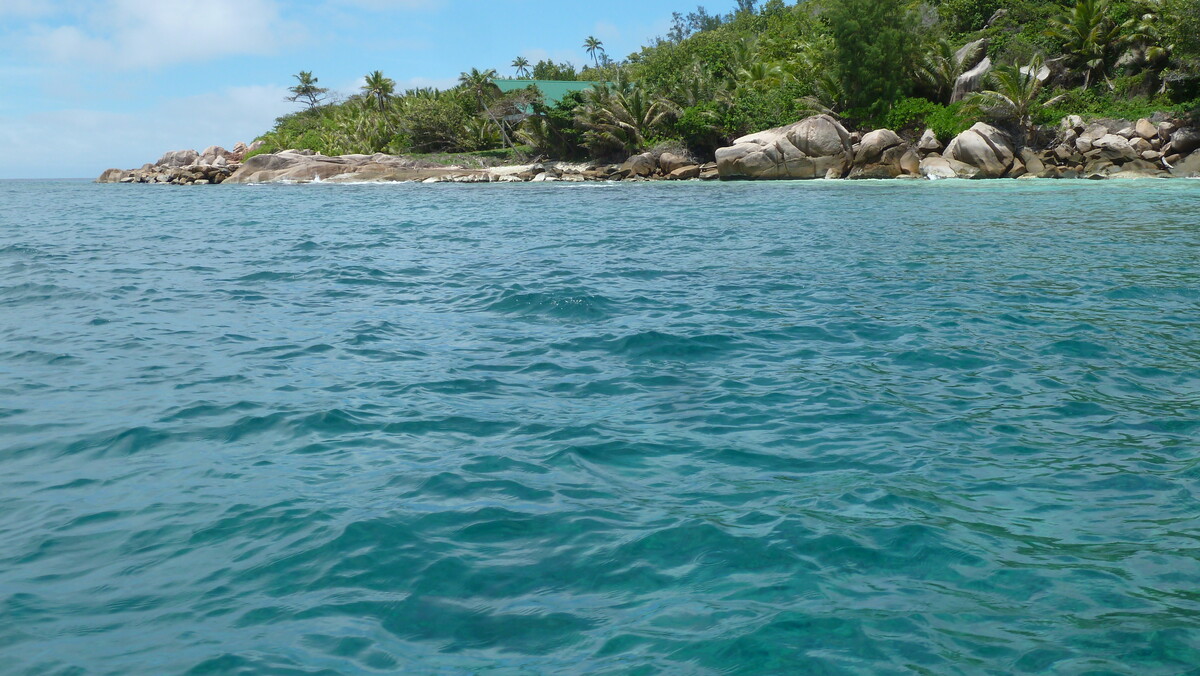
[0,0,742,179]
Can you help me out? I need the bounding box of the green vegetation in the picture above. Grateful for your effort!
[286,71,329,109]
[255,0,1200,161]
[967,55,1048,143]
[827,0,916,117]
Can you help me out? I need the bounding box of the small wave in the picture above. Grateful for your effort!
[559,330,745,360]
[0,282,95,306]
[482,286,617,320]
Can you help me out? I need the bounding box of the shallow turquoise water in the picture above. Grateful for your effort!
[2,179,1200,674]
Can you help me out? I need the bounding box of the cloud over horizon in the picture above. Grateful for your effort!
[0,84,292,178]
[22,0,293,70]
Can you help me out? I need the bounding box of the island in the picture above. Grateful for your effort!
[98,0,1200,183]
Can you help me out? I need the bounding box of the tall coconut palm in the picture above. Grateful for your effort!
[967,55,1049,145]
[583,36,605,67]
[1045,0,1123,89]
[287,71,329,109]
[361,70,395,112]
[511,56,531,78]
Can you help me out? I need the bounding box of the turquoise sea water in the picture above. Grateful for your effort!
[2,179,1199,674]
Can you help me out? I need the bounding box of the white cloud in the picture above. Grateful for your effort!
[26,0,295,70]
[0,0,59,18]
[0,84,294,179]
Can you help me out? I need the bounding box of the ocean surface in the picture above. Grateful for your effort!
[2,178,1199,675]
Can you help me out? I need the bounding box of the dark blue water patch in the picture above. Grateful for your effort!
[2,179,1200,674]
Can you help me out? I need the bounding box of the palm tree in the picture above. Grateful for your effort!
[735,60,787,90]
[583,36,605,67]
[361,70,395,112]
[287,71,329,109]
[1121,0,1170,75]
[795,72,847,116]
[1045,0,1122,89]
[458,68,518,151]
[918,38,986,104]
[459,116,502,151]
[724,37,759,81]
[668,58,731,109]
[459,67,501,107]
[577,81,679,155]
[966,55,1048,145]
[511,56,531,78]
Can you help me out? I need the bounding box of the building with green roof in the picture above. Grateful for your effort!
[494,80,607,108]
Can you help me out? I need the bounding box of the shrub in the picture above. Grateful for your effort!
[938,0,1006,33]
[674,102,725,152]
[1034,87,1183,125]
[883,97,975,139]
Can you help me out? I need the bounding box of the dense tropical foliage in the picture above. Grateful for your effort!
[253,0,1200,161]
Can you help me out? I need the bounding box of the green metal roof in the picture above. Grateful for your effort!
[494,79,607,107]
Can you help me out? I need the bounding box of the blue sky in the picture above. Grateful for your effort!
[0,0,741,178]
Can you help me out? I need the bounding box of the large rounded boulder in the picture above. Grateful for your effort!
[716,114,853,180]
[943,123,1015,178]
[849,129,915,179]
[156,149,199,168]
[1171,128,1200,155]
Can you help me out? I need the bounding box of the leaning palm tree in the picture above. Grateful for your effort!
[458,68,518,151]
[583,36,605,67]
[966,55,1049,145]
[459,67,501,109]
[1045,0,1122,89]
[511,56,531,78]
[361,70,395,112]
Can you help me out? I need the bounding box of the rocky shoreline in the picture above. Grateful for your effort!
[716,113,1200,181]
[95,143,721,186]
[97,113,1200,186]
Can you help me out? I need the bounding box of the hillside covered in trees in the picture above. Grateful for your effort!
[252,0,1200,162]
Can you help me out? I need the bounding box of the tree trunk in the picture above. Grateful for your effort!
[482,102,520,158]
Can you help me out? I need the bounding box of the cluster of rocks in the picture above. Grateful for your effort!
[417,152,718,184]
[100,144,721,185]
[1036,115,1200,178]
[97,142,264,185]
[715,113,1200,181]
[599,151,719,181]
[99,113,1199,186]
